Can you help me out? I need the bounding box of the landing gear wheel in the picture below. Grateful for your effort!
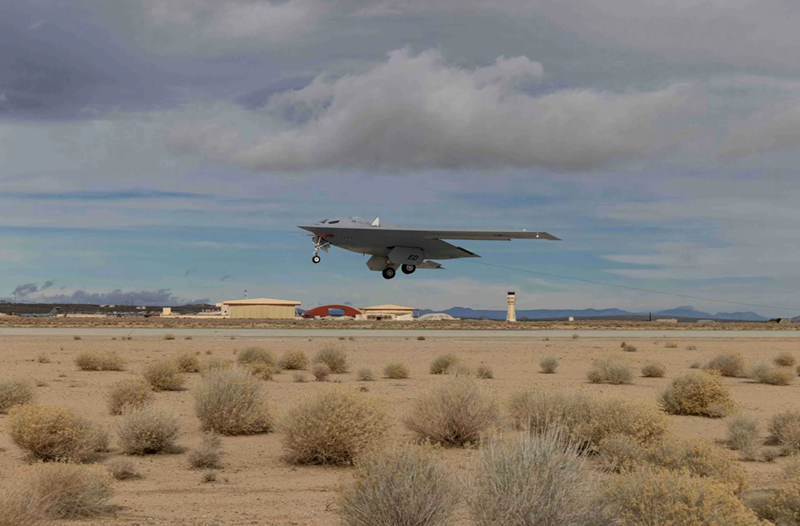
[312,255,321,264]
[401,264,416,275]
[382,267,396,280]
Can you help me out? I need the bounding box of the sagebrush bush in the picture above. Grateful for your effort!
[750,362,795,385]
[116,406,180,454]
[245,361,276,381]
[195,368,272,435]
[356,368,375,381]
[312,363,331,381]
[643,437,747,492]
[449,363,473,377]
[175,352,200,373]
[769,410,800,452]
[237,347,277,366]
[383,362,410,379]
[313,347,348,373]
[727,414,760,461]
[597,433,645,473]
[540,355,559,373]
[8,404,103,462]
[587,357,634,384]
[704,352,746,378]
[188,434,223,469]
[404,376,498,447]
[341,444,459,526]
[476,365,494,379]
[429,354,459,375]
[470,430,601,526]
[775,352,797,367]
[293,372,307,382]
[0,483,46,526]
[278,349,309,370]
[665,341,678,348]
[37,353,51,364]
[508,391,667,449]
[602,468,763,526]
[75,351,125,371]
[0,379,35,414]
[200,357,234,375]
[107,378,154,415]
[163,333,176,340]
[763,465,800,525]
[106,458,140,480]
[641,362,666,378]
[660,371,734,417]
[622,343,637,352]
[142,359,185,391]
[17,462,114,519]
[282,389,390,465]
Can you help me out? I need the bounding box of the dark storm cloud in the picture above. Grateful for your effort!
[12,283,39,298]
[36,289,209,306]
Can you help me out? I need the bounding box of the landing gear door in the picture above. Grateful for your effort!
[388,246,424,266]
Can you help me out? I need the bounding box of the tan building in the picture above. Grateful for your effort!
[360,304,418,321]
[221,298,301,319]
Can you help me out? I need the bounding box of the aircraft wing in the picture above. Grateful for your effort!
[412,229,560,241]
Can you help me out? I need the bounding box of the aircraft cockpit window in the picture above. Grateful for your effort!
[327,220,340,224]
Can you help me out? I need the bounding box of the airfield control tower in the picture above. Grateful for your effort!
[506,292,517,322]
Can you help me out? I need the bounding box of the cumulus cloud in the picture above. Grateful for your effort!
[12,283,39,298]
[167,49,700,172]
[33,289,209,306]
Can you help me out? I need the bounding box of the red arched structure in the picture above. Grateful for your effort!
[302,305,362,318]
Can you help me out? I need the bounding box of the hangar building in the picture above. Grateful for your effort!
[221,298,301,319]
[360,304,418,321]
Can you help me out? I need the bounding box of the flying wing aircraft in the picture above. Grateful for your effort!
[298,217,559,279]
[19,307,61,318]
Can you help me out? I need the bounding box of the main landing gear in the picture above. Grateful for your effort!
[382,267,396,280]
[401,264,416,275]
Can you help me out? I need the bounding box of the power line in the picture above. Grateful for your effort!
[462,259,798,314]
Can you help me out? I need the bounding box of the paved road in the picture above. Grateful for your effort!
[1,328,798,340]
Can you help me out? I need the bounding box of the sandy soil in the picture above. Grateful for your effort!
[1,333,799,525]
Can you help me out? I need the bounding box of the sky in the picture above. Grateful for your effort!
[2,0,800,315]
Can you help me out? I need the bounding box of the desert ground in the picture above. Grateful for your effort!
[1,330,799,525]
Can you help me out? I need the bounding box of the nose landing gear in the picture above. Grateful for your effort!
[312,255,321,264]
[311,236,330,264]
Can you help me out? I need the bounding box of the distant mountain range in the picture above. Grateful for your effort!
[418,305,771,322]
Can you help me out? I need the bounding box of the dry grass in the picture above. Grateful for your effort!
[429,354,459,374]
[0,379,35,414]
[750,362,795,385]
[727,414,760,461]
[18,463,114,519]
[0,482,47,526]
[116,406,181,455]
[188,434,223,469]
[383,362,410,379]
[281,389,390,465]
[356,368,375,381]
[404,376,498,447]
[237,347,277,367]
[602,468,763,526]
[704,352,746,378]
[769,410,800,453]
[476,365,494,379]
[313,363,331,381]
[278,349,309,370]
[539,355,559,373]
[175,352,200,373]
[641,362,666,378]
[774,352,796,367]
[313,347,348,373]
[107,378,154,415]
[587,357,634,384]
[470,430,600,526]
[341,444,459,526]
[8,404,103,462]
[142,359,185,391]
[107,458,141,480]
[75,351,126,371]
[660,371,734,417]
[195,368,273,436]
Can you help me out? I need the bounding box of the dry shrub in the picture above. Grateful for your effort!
[107,378,154,415]
[727,414,760,461]
[449,363,473,377]
[687,344,698,350]
[690,361,702,369]
[202,470,217,483]
[8,404,103,462]
[314,347,348,373]
[163,333,176,340]
[540,355,559,373]
[142,359,185,391]
[470,430,601,526]
[641,362,666,378]
[404,376,498,447]
[106,458,140,480]
[476,365,494,379]
[175,352,200,373]
[73,336,81,340]
[597,434,645,473]
[278,349,309,370]
[417,335,426,341]
[293,372,307,382]
[188,434,222,469]
[237,347,277,366]
[282,389,390,465]
[704,352,746,378]
[0,482,47,526]
[37,354,51,364]
[356,368,375,381]
[75,351,125,371]
[622,343,637,352]
[245,361,276,381]
[0,379,35,414]
[200,357,234,375]
[17,463,113,519]
[341,444,459,526]
[429,354,459,374]
[643,437,747,492]
[602,468,763,526]
[763,465,800,525]
[509,391,667,449]
[660,371,734,417]
[750,362,795,385]
[116,406,180,455]
[587,357,634,384]
[665,341,678,348]
[775,352,797,367]
[195,368,273,436]
[769,410,800,452]
[313,362,331,381]
[383,362,410,379]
